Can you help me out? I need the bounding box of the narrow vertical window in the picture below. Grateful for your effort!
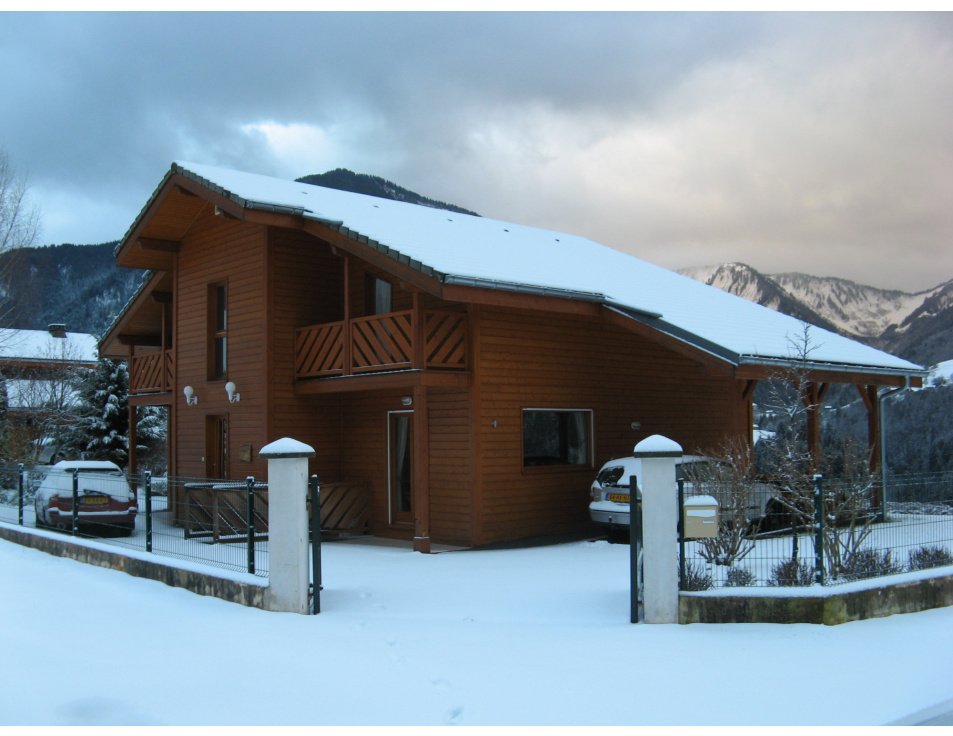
[209,282,227,380]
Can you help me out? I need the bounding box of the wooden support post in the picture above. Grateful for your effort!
[857,384,881,471]
[412,384,431,553]
[857,384,884,510]
[342,255,352,376]
[128,344,138,476]
[802,381,830,471]
[412,291,425,370]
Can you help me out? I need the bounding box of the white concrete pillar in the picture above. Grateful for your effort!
[260,438,315,614]
[634,434,682,624]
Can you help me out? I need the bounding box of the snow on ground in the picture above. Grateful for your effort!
[1,535,951,726]
[928,359,953,386]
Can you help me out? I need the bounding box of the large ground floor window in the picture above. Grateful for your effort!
[522,408,593,468]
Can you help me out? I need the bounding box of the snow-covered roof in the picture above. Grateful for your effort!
[4,378,81,410]
[167,162,923,376]
[0,329,98,364]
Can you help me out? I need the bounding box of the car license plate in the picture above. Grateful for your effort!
[80,496,109,504]
[608,493,630,503]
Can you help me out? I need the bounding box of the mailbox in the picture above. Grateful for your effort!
[683,495,719,539]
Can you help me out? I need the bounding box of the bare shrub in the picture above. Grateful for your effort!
[684,438,758,568]
[908,545,953,571]
[841,549,900,581]
[726,567,757,587]
[768,559,815,587]
[682,562,713,591]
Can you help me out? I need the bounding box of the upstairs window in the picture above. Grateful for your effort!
[365,275,392,316]
[208,282,227,380]
[522,409,593,468]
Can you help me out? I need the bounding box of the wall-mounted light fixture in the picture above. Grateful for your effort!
[225,381,241,403]
[183,386,198,405]
[630,421,641,431]
[401,396,413,406]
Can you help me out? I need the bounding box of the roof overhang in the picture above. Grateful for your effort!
[98,270,172,359]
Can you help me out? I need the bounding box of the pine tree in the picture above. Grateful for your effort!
[63,359,130,467]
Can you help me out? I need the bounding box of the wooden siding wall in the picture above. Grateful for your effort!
[339,389,405,537]
[267,229,346,477]
[426,387,473,546]
[330,387,473,546]
[472,305,748,546]
[175,209,269,479]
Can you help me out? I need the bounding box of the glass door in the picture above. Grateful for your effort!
[388,411,413,524]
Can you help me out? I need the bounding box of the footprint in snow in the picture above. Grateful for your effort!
[445,706,464,725]
[432,678,451,692]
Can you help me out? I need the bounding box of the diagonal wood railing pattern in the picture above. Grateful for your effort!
[130,350,174,394]
[295,309,468,379]
[295,321,346,378]
[351,311,414,372]
[425,311,468,369]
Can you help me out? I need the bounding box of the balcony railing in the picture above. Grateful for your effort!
[130,349,174,394]
[295,310,468,379]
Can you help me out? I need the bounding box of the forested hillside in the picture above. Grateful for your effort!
[0,242,144,338]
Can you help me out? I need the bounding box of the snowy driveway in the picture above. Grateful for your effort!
[2,535,952,726]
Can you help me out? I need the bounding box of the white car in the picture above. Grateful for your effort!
[588,455,778,532]
[34,460,137,536]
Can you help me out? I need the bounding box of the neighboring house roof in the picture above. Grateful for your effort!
[0,329,95,414]
[119,162,926,379]
[0,329,99,366]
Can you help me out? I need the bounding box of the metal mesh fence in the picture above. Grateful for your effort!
[0,465,269,578]
[679,471,953,589]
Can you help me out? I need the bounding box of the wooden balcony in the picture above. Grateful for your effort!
[130,349,174,394]
[295,310,468,380]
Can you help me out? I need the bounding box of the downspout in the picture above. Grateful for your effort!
[878,376,912,516]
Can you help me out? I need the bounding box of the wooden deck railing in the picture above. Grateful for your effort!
[295,310,467,379]
[182,480,371,541]
[130,349,174,394]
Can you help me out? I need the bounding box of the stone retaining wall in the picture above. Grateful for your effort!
[0,525,267,610]
[680,573,953,625]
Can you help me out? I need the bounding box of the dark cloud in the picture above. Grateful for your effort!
[1,12,950,291]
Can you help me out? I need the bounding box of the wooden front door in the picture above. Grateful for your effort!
[206,415,228,480]
[388,411,414,525]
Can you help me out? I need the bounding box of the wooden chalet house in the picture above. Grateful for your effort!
[99,163,926,550]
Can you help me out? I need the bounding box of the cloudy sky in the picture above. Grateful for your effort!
[1,12,951,292]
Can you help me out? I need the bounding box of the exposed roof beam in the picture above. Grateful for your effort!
[137,238,180,253]
[117,334,163,347]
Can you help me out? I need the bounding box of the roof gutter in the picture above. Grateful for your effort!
[736,355,928,380]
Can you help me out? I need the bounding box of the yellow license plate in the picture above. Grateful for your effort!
[81,496,109,504]
[608,493,630,503]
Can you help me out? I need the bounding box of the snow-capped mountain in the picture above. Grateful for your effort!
[679,263,953,367]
